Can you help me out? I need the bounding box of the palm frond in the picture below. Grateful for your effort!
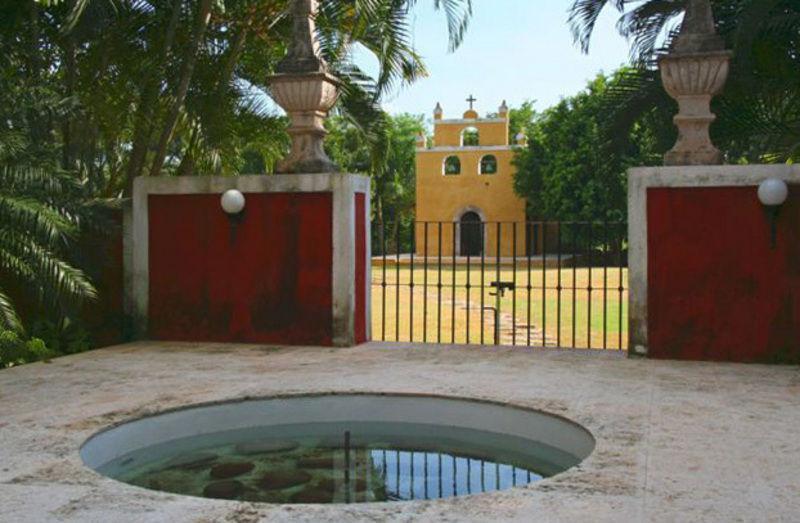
[569,0,625,53]
[0,228,97,308]
[429,0,473,52]
[616,1,681,63]
[0,196,77,244]
[0,288,23,332]
[570,0,800,163]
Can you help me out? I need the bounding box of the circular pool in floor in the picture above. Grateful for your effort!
[81,394,594,504]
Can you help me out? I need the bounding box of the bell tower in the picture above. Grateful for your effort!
[415,98,527,257]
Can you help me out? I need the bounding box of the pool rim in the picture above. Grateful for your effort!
[78,391,597,504]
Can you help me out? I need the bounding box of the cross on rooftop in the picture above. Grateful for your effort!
[466,95,477,110]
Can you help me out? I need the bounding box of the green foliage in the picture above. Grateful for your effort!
[0,0,473,364]
[325,112,425,253]
[569,0,800,163]
[0,330,55,369]
[30,318,93,356]
[508,100,537,141]
[513,71,661,222]
[462,127,479,146]
[0,0,472,194]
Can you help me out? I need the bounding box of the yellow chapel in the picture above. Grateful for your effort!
[415,98,527,257]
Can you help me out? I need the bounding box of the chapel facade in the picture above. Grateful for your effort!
[415,99,528,257]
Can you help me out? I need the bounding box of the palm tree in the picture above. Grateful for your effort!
[0,166,97,332]
[43,0,472,191]
[568,0,800,162]
[0,0,473,333]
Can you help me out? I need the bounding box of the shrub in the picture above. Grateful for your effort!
[0,330,54,369]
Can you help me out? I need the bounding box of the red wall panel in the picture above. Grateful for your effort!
[148,193,333,345]
[648,186,800,362]
[354,193,367,344]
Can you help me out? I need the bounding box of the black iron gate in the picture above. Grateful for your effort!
[372,221,628,350]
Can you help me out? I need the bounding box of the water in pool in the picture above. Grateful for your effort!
[99,421,581,504]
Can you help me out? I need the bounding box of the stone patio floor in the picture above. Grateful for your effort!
[1,341,798,522]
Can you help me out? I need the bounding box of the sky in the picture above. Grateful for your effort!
[353,0,635,118]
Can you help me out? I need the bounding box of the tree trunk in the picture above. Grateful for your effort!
[390,217,400,254]
[176,126,198,176]
[218,25,249,93]
[176,150,195,176]
[61,32,76,171]
[124,0,183,196]
[148,0,214,178]
[28,0,39,79]
[374,193,385,255]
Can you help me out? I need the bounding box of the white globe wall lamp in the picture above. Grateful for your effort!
[221,189,246,215]
[757,178,789,249]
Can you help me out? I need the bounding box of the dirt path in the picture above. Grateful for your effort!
[442,295,558,347]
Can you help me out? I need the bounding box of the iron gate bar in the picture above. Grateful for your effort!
[603,220,609,350]
[381,228,386,341]
[438,223,442,344]
[423,222,428,343]
[572,223,578,347]
[409,224,414,342]
[466,234,471,345]
[619,222,625,350]
[512,222,517,346]
[542,220,547,347]
[373,220,627,350]
[451,222,456,343]
[396,225,400,342]
[526,223,532,347]
[587,221,593,349]
[495,222,501,346]
[557,221,562,348]
[480,222,485,345]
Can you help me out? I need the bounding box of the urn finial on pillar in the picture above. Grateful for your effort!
[659,0,732,166]
[269,0,339,173]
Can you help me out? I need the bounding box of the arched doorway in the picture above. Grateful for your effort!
[459,211,483,256]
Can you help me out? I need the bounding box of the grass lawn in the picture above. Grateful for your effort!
[371,264,628,350]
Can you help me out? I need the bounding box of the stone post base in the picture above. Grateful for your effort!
[663,148,723,166]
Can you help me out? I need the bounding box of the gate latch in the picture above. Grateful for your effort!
[490,281,515,297]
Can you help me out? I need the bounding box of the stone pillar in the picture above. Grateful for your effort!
[627,2,800,362]
[659,0,732,166]
[268,0,340,174]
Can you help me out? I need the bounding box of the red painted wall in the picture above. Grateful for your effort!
[148,193,333,345]
[354,193,367,344]
[648,186,800,362]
